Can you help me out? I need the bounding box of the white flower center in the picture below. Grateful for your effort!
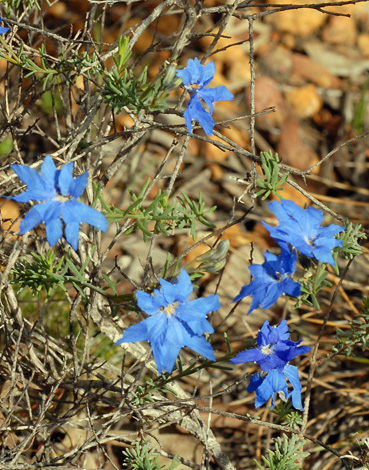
[55,194,71,202]
[162,301,180,317]
[261,345,273,355]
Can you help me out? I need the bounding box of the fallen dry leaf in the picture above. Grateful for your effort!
[321,15,357,46]
[248,76,287,130]
[277,115,319,170]
[304,40,369,78]
[286,84,323,119]
[0,198,20,238]
[357,33,369,57]
[291,53,341,89]
[266,0,326,37]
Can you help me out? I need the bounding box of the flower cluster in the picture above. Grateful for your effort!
[176,57,233,136]
[4,53,345,413]
[231,199,342,409]
[7,155,108,250]
[116,269,220,374]
[234,199,343,314]
[231,321,311,409]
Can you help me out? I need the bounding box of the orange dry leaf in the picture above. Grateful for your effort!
[286,84,323,119]
[0,198,20,238]
[322,15,357,46]
[277,115,319,171]
[291,53,341,89]
[247,76,287,130]
[266,0,326,37]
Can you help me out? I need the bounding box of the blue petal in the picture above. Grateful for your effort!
[260,282,284,309]
[282,277,301,298]
[69,171,88,198]
[181,57,214,87]
[176,295,219,335]
[58,162,75,196]
[176,58,202,86]
[283,365,304,411]
[0,26,9,34]
[40,155,57,184]
[64,221,80,250]
[317,224,344,238]
[45,216,63,246]
[184,334,215,361]
[116,320,149,344]
[151,319,183,373]
[159,269,193,304]
[184,106,194,134]
[136,290,163,315]
[61,201,108,232]
[19,201,52,234]
[200,60,216,87]
[136,291,163,315]
[10,164,55,201]
[185,97,214,136]
[151,338,180,374]
[159,278,179,305]
[253,369,288,409]
[198,85,234,113]
[176,67,192,87]
[247,372,263,393]
[230,348,265,364]
[145,313,169,344]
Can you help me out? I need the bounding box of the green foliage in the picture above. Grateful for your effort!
[98,179,216,241]
[256,150,289,200]
[0,39,102,89]
[254,434,309,470]
[331,221,366,274]
[294,262,331,311]
[122,439,179,470]
[130,376,174,407]
[102,36,181,114]
[273,402,303,430]
[332,296,369,358]
[11,251,68,299]
[10,251,124,302]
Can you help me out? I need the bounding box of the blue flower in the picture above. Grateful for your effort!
[231,320,310,410]
[116,269,220,374]
[176,57,233,136]
[248,365,304,410]
[233,248,301,315]
[0,17,9,34]
[231,320,311,371]
[262,200,343,265]
[8,155,108,250]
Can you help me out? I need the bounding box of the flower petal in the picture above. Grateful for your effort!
[185,334,215,362]
[283,365,304,411]
[19,201,51,234]
[40,155,57,183]
[185,97,214,136]
[69,172,88,198]
[45,215,63,246]
[64,221,80,250]
[116,320,149,344]
[62,201,108,232]
[58,162,75,196]
[10,164,55,201]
